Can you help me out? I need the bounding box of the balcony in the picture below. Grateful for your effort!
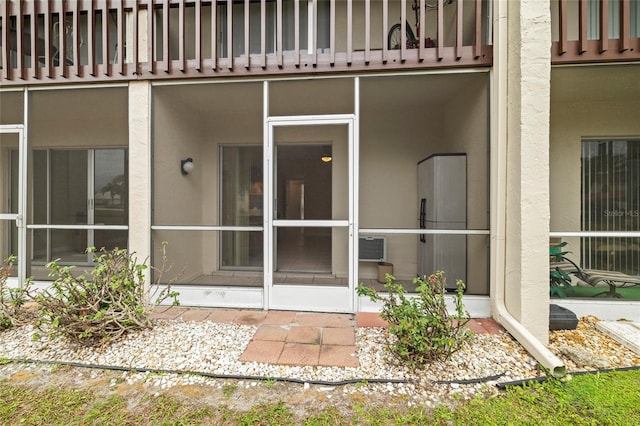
[552,0,640,64]
[0,0,492,86]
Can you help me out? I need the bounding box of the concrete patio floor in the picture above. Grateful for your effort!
[151,306,504,368]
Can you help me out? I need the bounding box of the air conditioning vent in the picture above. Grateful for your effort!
[359,236,386,262]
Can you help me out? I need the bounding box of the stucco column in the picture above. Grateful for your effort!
[503,0,552,343]
[128,81,152,290]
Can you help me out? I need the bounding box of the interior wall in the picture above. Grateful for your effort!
[153,88,207,281]
[29,88,128,148]
[550,98,640,259]
[442,76,490,294]
[0,91,24,124]
[359,78,442,280]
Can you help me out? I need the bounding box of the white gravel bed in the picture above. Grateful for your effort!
[0,319,540,404]
[1,316,637,407]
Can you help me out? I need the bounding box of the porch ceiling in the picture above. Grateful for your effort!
[155,72,488,122]
[551,65,640,103]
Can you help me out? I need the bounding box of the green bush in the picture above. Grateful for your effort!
[0,255,32,330]
[33,245,179,346]
[357,271,472,367]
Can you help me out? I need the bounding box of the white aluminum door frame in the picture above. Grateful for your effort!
[264,115,355,312]
[0,125,27,284]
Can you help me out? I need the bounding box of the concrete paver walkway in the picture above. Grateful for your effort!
[152,306,504,368]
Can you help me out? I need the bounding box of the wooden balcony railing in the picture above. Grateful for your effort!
[0,0,492,86]
[552,0,640,64]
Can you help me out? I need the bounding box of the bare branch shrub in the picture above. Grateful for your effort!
[32,244,179,346]
[0,256,34,329]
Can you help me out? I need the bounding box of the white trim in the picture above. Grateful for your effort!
[151,225,262,232]
[551,231,640,238]
[0,124,26,285]
[273,220,348,227]
[270,285,352,312]
[28,224,128,230]
[554,299,640,322]
[267,114,355,124]
[149,68,492,87]
[263,81,271,310]
[360,228,490,235]
[353,77,361,311]
[155,285,263,309]
[358,295,492,318]
[3,83,128,92]
[266,116,356,312]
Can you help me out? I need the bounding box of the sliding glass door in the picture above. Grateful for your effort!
[31,148,128,265]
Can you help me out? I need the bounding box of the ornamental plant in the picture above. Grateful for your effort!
[32,244,179,346]
[549,242,573,298]
[357,271,472,367]
[0,255,33,330]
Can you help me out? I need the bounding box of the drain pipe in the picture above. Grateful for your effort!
[491,0,565,378]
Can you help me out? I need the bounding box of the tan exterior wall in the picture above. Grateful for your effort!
[504,0,551,343]
[129,82,152,287]
[29,88,128,148]
[549,73,640,260]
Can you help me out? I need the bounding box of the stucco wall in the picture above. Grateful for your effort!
[443,76,490,294]
[504,0,551,342]
[550,95,640,258]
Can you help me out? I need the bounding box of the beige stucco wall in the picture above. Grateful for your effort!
[550,67,640,259]
[128,82,152,287]
[29,88,128,148]
[359,73,489,293]
[503,0,551,343]
[442,76,489,294]
[0,91,24,125]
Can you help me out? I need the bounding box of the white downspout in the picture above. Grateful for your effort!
[491,0,565,378]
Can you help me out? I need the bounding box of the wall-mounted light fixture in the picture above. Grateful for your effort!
[321,146,332,163]
[181,157,194,175]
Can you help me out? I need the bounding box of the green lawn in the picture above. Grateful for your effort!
[1,369,638,425]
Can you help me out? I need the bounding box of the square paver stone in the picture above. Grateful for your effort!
[322,327,355,345]
[151,307,189,320]
[293,313,327,326]
[207,309,240,323]
[263,311,297,325]
[278,343,321,366]
[254,325,289,342]
[355,312,388,328]
[319,345,359,368]
[286,326,321,344]
[240,340,284,364]
[235,311,267,325]
[180,310,212,322]
[324,314,355,328]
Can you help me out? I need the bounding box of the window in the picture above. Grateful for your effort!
[581,139,640,275]
[220,146,263,269]
[588,0,640,39]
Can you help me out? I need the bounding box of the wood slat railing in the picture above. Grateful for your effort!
[0,0,493,86]
[552,0,640,64]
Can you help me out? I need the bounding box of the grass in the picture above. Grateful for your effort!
[559,285,640,300]
[0,370,639,425]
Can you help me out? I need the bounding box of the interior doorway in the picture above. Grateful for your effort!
[276,145,332,273]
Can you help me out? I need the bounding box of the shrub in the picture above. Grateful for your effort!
[357,271,472,367]
[32,245,179,346]
[0,255,33,330]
